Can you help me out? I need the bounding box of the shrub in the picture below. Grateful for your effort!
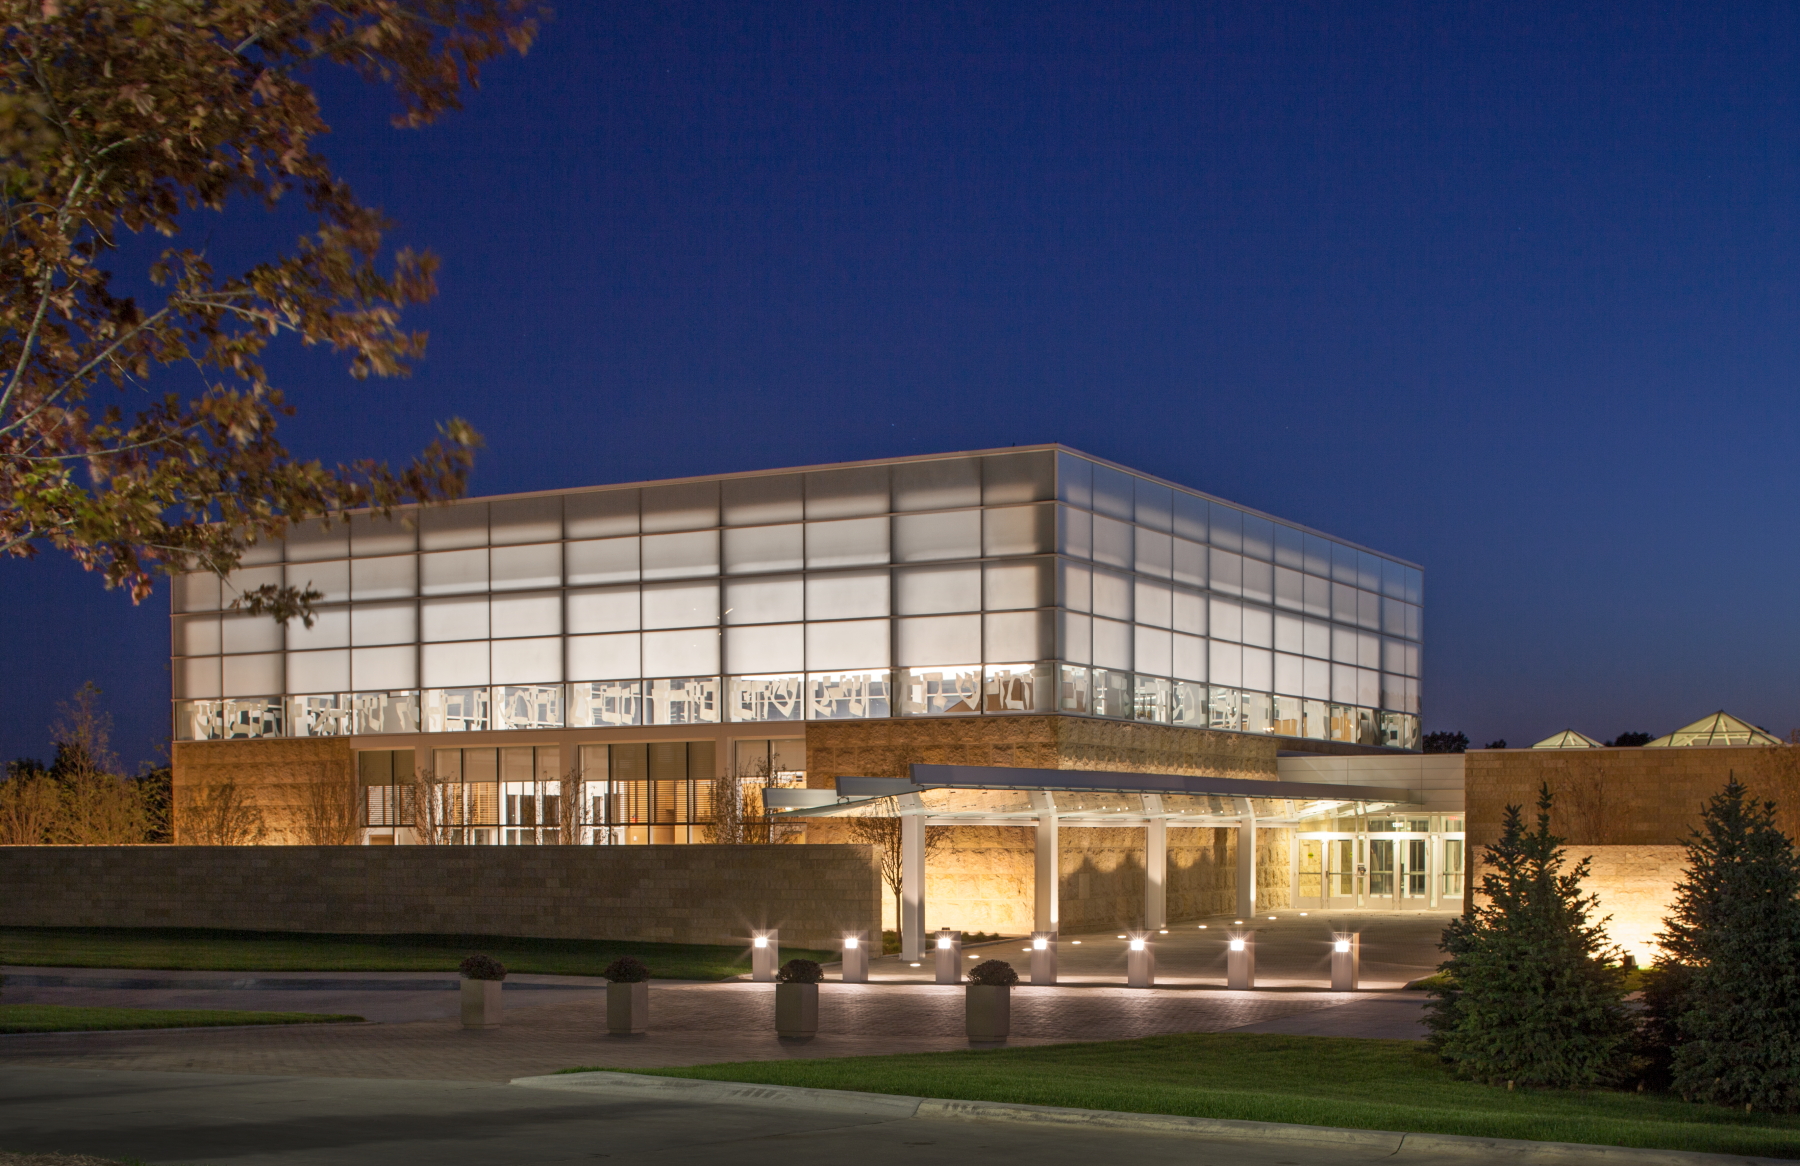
[1655,778,1800,1111]
[1426,784,1634,1088]
[459,954,507,981]
[967,959,1018,986]
[602,956,650,983]
[777,958,823,984]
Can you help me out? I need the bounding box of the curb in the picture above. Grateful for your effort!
[510,1071,1787,1165]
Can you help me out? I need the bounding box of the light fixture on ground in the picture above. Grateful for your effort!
[1029,930,1057,985]
[751,929,779,982]
[840,930,869,983]
[933,929,963,984]
[1126,930,1155,988]
[1227,931,1256,990]
[1330,931,1360,991]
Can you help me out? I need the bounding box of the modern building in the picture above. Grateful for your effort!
[169,445,1441,940]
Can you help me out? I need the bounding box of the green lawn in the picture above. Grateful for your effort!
[0,1004,362,1033]
[571,1034,1800,1159]
[0,926,833,982]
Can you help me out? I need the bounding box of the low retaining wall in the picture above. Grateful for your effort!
[0,844,882,949]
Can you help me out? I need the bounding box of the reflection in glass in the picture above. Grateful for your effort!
[1132,675,1172,723]
[289,694,353,737]
[1058,664,1090,714]
[569,680,643,727]
[1207,686,1241,732]
[648,676,720,725]
[900,665,981,716]
[808,671,891,719]
[424,687,491,732]
[1172,680,1207,728]
[1303,698,1329,739]
[1241,691,1273,734]
[983,664,1052,713]
[1272,694,1303,737]
[1092,667,1131,719]
[496,685,563,730]
[354,690,419,734]
[729,674,805,722]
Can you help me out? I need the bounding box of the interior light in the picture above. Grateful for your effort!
[844,936,859,950]
[1229,938,1246,952]
[1129,938,1146,952]
[1335,939,1351,953]
[1032,938,1048,951]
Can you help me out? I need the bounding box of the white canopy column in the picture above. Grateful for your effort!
[1031,791,1059,933]
[1236,796,1257,918]
[899,792,927,960]
[1143,793,1167,930]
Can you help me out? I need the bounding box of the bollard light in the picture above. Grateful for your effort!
[1126,930,1155,988]
[841,930,870,983]
[1330,931,1361,992]
[1227,932,1256,989]
[937,936,952,950]
[1229,938,1246,952]
[751,930,779,982]
[1029,930,1058,985]
[1033,937,1048,951]
[1129,937,1146,952]
[1335,939,1351,954]
[933,930,963,984]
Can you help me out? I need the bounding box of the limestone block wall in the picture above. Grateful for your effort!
[1583,845,1687,963]
[172,739,356,845]
[0,844,881,949]
[803,716,1281,784]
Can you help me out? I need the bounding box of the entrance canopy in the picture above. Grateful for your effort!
[769,763,1423,961]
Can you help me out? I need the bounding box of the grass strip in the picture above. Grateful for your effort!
[0,926,831,982]
[0,1004,362,1033]
[569,1033,1800,1159]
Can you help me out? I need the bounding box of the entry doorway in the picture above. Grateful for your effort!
[1296,814,1464,910]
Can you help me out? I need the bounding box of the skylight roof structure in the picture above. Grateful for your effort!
[1643,711,1782,748]
[1531,729,1604,749]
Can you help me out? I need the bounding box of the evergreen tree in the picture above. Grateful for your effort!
[1426,784,1634,1087]
[1656,778,1800,1111]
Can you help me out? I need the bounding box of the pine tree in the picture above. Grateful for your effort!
[1656,777,1800,1111]
[1426,784,1634,1087]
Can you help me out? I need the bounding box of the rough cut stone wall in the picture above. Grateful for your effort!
[172,739,356,845]
[1464,745,1795,849]
[803,716,1281,783]
[1583,845,1687,963]
[0,844,881,949]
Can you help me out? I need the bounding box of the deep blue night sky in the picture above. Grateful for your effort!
[5,1,1799,768]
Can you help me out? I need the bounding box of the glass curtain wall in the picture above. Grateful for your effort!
[172,448,1422,749]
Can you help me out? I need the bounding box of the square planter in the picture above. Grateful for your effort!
[775,982,818,1039]
[965,983,1010,1042]
[607,981,649,1035]
[461,978,503,1029]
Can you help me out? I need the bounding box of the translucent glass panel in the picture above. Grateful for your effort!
[288,560,349,604]
[806,466,888,519]
[173,572,222,613]
[642,628,718,677]
[222,653,281,696]
[421,549,488,595]
[893,458,980,511]
[982,451,1056,504]
[567,632,639,680]
[490,497,562,545]
[286,518,348,561]
[725,623,803,673]
[423,596,488,641]
[725,575,803,624]
[566,538,638,585]
[288,648,350,694]
[350,513,416,557]
[897,564,980,614]
[352,645,415,690]
[641,581,717,630]
[723,474,804,525]
[723,524,802,574]
[897,614,979,667]
[893,511,979,562]
[492,543,561,590]
[641,482,719,532]
[173,615,221,657]
[806,570,887,620]
[423,641,487,687]
[806,518,887,568]
[806,619,889,671]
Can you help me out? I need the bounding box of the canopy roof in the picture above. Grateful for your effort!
[768,762,1420,826]
[1645,711,1782,748]
[1531,729,1605,749]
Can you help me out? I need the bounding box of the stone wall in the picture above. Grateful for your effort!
[171,739,356,845]
[803,715,1282,784]
[0,844,881,949]
[1583,845,1687,963]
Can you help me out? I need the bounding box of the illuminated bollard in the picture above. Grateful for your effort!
[841,931,870,983]
[1126,931,1155,988]
[933,930,963,984]
[751,929,779,982]
[1029,930,1058,985]
[1331,931,1361,991]
[1227,932,1256,990]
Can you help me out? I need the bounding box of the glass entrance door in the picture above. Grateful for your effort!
[1367,839,1395,897]
[1403,837,1429,898]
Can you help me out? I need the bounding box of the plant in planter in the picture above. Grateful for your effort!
[458,954,506,1029]
[966,958,1017,1043]
[775,958,823,1039]
[603,956,651,1036]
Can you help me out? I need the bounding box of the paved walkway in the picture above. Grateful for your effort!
[0,978,1426,1081]
[875,908,1453,988]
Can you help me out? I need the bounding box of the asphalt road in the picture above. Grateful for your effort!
[0,1067,1759,1166]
